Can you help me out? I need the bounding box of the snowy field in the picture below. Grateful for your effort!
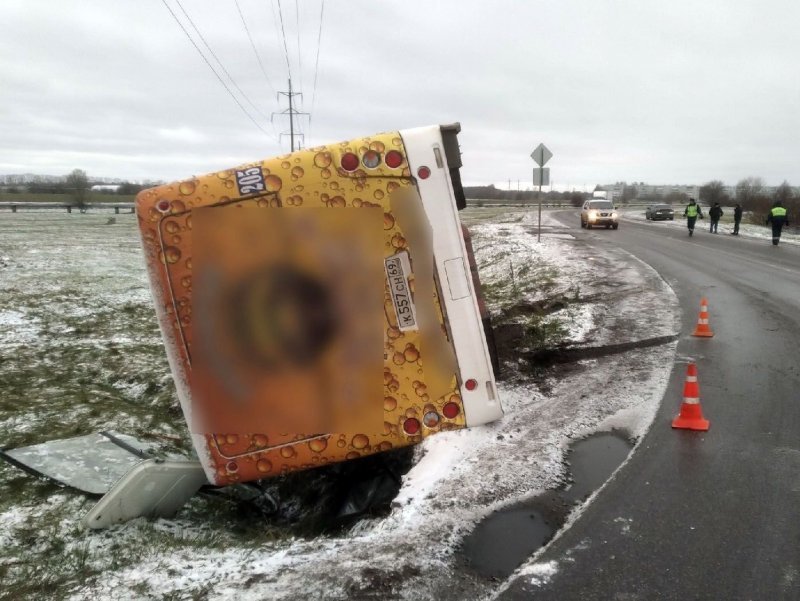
[620,206,800,245]
[0,208,679,600]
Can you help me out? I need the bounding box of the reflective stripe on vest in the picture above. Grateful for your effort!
[686,205,698,217]
[771,207,787,217]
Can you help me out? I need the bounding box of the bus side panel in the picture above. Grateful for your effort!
[399,126,503,426]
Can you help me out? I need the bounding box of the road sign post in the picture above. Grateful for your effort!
[530,143,553,242]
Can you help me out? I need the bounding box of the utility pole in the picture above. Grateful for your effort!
[272,79,308,151]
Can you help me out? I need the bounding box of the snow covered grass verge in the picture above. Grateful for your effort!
[0,213,182,451]
[464,208,678,371]
[0,208,679,601]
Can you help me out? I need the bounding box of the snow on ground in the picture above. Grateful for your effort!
[517,560,559,586]
[0,309,38,347]
[621,206,800,245]
[0,213,177,447]
[0,506,27,548]
[0,208,680,600]
[466,210,584,297]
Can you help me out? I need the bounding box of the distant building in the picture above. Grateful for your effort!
[91,184,121,193]
[601,182,700,201]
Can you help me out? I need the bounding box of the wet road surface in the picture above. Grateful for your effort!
[497,212,800,600]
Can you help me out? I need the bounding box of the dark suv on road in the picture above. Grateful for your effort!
[645,204,675,221]
[580,200,618,229]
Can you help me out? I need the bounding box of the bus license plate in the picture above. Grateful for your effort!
[385,251,418,332]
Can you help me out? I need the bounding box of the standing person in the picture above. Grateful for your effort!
[708,202,723,233]
[684,198,703,237]
[766,201,789,246]
[732,203,743,235]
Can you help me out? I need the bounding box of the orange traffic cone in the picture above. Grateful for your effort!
[692,297,714,337]
[672,363,710,431]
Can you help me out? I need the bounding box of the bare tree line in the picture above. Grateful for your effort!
[699,178,795,224]
[2,169,157,205]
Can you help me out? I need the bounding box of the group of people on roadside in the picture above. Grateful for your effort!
[683,198,790,245]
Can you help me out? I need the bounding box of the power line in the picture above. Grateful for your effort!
[233,0,276,96]
[159,0,270,136]
[268,0,285,70]
[275,0,293,82]
[173,0,269,121]
[267,0,288,147]
[295,0,303,105]
[309,0,325,138]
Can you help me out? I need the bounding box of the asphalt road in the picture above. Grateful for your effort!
[498,212,800,601]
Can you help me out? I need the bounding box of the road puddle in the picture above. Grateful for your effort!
[562,431,632,503]
[460,430,633,579]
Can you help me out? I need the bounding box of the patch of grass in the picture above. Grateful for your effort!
[458,206,520,227]
[0,292,179,449]
[0,497,104,601]
[481,260,559,312]
[516,313,570,351]
[0,213,209,597]
[0,486,283,600]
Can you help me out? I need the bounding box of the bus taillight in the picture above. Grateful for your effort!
[442,402,460,419]
[417,166,431,179]
[341,152,359,172]
[464,378,478,391]
[403,417,421,435]
[385,150,404,168]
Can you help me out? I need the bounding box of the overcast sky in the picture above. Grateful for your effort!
[1,0,799,189]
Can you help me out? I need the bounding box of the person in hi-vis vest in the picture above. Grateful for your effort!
[683,198,704,237]
[766,201,789,246]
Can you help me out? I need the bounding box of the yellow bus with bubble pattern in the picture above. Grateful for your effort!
[136,123,503,486]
